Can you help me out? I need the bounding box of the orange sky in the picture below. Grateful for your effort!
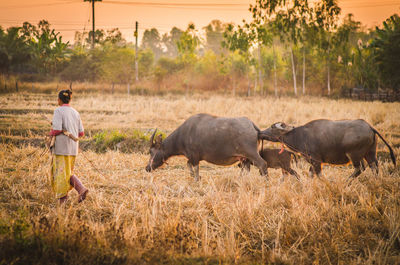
[1,0,399,43]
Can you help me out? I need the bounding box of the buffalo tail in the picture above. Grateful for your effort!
[372,127,396,165]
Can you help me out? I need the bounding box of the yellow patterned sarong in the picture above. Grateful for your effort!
[51,155,75,199]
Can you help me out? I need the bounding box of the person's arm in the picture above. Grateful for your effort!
[49,129,62,136]
[78,116,84,138]
[50,109,63,136]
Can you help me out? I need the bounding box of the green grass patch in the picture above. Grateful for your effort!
[85,129,166,153]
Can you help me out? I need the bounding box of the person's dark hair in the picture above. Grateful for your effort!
[58,89,72,104]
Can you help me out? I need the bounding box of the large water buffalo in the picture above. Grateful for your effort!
[145,113,270,181]
[261,119,396,179]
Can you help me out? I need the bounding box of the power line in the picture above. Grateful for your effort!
[342,3,400,8]
[0,0,397,11]
[102,2,248,11]
[0,1,79,10]
[103,1,250,7]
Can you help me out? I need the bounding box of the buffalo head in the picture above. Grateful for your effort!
[262,122,295,141]
[145,129,166,172]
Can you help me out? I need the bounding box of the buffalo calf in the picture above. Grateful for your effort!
[239,148,299,181]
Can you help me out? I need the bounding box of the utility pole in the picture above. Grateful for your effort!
[134,21,139,82]
[84,0,102,49]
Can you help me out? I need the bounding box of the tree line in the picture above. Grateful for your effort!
[0,0,399,96]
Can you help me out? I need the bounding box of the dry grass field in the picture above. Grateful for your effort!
[1,92,400,264]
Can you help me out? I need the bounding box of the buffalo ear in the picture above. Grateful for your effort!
[274,122,294,132]
[155,134,163,147]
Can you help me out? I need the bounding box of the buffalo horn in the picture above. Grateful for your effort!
[149,129,157,146]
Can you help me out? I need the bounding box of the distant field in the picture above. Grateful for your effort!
[1,92,399,264]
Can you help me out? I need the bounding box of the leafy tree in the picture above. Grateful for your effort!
[222,23,254,96]
[162,27,183,57]
[154,56,182,89]
[87,29,105,46]
[142,28,163,59]
[195,50,228,91]
[177,24,199,93]
[74,28,125,48]
[101,47,135,92]
[60,48,91,82]
[103,28,125,46]
[330,14,364,91]
[351,41,379,91]
[28,20,69,74]
[204,20,227,54]
[246,22,272,95]
[250,0,313,96]
[60,46,104,83]
[138,48,154,79]
[73,31,90,48]
[177,24,199,60]
[370,14,400,91]
[0,26,31,73]
[313,0,341,95]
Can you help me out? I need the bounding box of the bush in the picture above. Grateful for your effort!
[93,130,127,153]
[88,129,166,153]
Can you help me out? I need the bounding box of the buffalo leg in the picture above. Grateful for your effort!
[347,152,366,180]
[193,164,200,181]
[280,169,288,183]
[347,156,364,180]
[239,159,251,176]
[360,160,367,171]
[187,161,201,181]
[348,162,362,180]
[309,161,321,177]
[365,150,379,175]
[187,161,195,178]
[286,167,300,180]
[241,144,268,179]
[252,156,268,178]
[308,166,314,178]
[188,156,201,181]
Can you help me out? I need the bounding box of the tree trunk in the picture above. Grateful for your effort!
[327,39,331,96]
[302,46,306,95]
[69,81,72,91]
[273,44,278,97]
[327,61,331,96]
[258,45,263,96]
[247,72,251,97]
[232,75,236,97]
[127,82,130,95]
[15,80,18,92]
[326,55,331,96]
[112,82,114,94]
[290,46,297,96]
[254,77,257,96]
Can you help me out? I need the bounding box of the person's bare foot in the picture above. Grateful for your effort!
[78,189,88,203]
[59,195,68,204]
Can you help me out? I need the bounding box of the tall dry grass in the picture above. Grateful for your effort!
[0,92,399,264]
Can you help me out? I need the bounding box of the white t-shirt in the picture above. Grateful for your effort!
[52,105,84,156]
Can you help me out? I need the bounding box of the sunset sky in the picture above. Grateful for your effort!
[1,0,399,43]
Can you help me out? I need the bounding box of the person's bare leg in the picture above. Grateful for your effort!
[70,175,88,203]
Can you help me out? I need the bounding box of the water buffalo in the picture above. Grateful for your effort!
[238,148,299,181]
[145,113,270,181]
[261,119,396,179]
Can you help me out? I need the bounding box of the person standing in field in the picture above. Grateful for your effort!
[49,89,88,204]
